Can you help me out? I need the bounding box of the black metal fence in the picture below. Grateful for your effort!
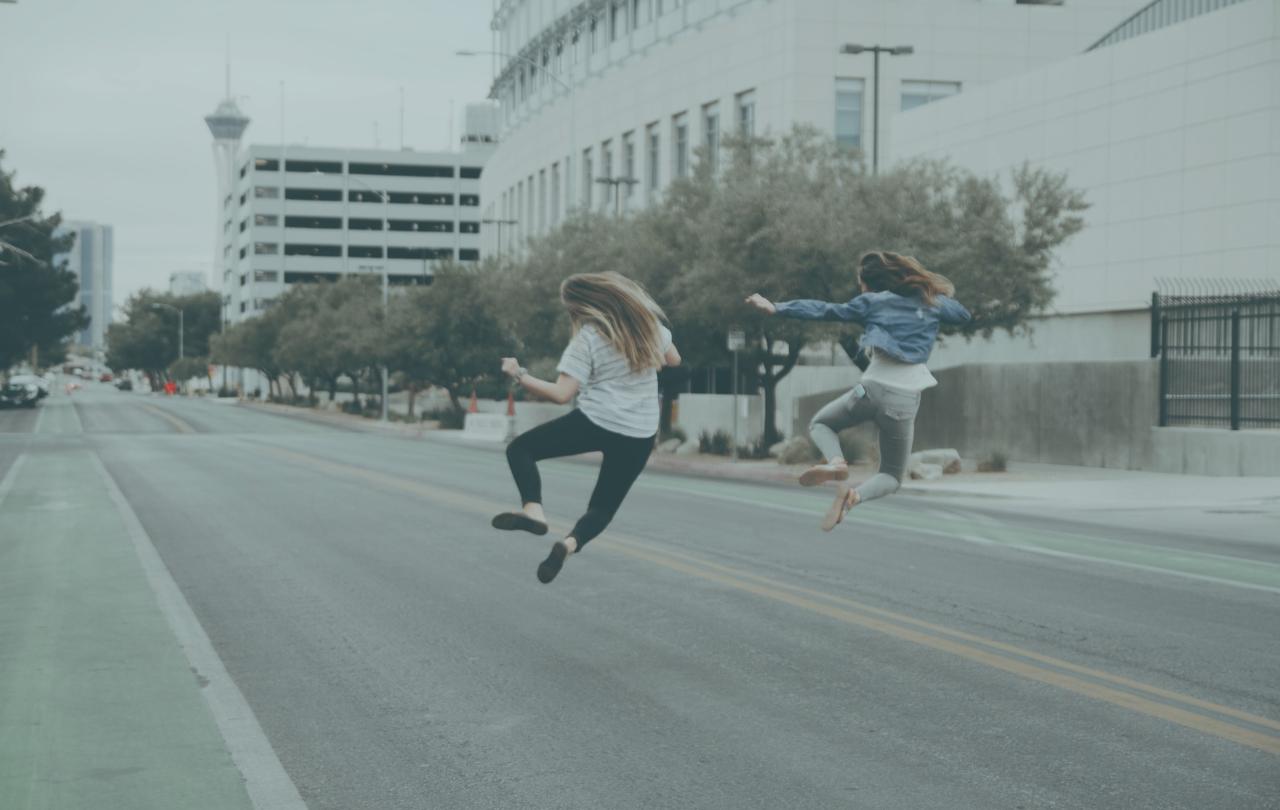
[1150,281,1280,430]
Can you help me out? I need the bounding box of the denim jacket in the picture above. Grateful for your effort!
[774,290,971,364]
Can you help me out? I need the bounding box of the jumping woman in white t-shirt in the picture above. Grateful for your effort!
[746,251,971,531]
[493,272,681,584]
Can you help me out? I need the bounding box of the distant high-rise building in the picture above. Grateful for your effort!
[55,220,114,350]
[205,62,251,329]
[169,270,209,296]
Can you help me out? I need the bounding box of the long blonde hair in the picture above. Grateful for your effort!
[560,272,667,372]
[859,250,955,307]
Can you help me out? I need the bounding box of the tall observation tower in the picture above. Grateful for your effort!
[204,61,250,325]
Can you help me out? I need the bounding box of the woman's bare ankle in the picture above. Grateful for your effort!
[830,458,848,470]
[561,537,579,554]
[523,503,546,523]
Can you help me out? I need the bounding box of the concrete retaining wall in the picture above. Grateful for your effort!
[1150,428,1280,476]
[676,393,765,446]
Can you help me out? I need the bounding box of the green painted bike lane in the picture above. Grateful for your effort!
[0,449,255,810]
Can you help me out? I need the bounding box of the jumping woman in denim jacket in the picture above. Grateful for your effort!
[746,251,971,531]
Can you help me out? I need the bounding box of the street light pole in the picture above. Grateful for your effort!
[838,43,914,174]
[595,177,639,217]
[344,174,391,422]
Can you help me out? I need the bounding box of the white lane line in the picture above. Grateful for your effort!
[88,452,308,810]
[0,453,28,510]
[33,400,47,434]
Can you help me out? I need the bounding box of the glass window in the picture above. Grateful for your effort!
[348,246,383,258]
[459,194,479,207]
[538,169,547,232]
[239,219,247,233]
[254,270,279,282]
[900,80,961,112]
[646,123,660,196]
[349,162,454,178]
[254,242,278,255]
[672,112,689,179]
[284,271,340,284]
[348,218,383,231]
[285,159,342,174]
[284,244,342,257]
[835,78,864,150]
[284,215,342,229]
[736,89,756,136]
[551,162,561,226]
[703,102,720,171]
[254,186,278,199]
[388,247,453,260]
[254,214,280,227]
[284,188,342,202]
[622,132,636,199]
[254,158,279,171]
[460,166,483,179]
[460,221,481,234]
[459,248,480,262]
[388,220,453,233]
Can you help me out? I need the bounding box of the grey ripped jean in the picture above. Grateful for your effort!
[809,380,921,503]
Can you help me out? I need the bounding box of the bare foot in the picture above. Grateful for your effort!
[799,461,851,487]
[821,484,860,532]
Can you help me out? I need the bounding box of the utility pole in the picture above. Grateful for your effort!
[838,43,914,174]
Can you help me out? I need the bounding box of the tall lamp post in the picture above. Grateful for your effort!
[341,173,391,423]
[481,217,518,256]
[838,43,913,174]
[151,302,184,361]
[595,177,639,217]
[456,48,577,226]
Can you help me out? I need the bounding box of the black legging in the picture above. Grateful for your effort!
[505,409,655,549]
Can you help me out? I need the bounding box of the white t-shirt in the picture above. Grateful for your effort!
[557,322,672,438]
[860,347,937,392]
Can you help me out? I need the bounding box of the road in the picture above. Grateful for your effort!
[2,385,1278,809]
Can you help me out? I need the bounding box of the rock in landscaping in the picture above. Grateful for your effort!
[776,436,822,465]
[909,448,962,474]
[657,438,683,454]
[674,441,700,456]
[909,462,944,481]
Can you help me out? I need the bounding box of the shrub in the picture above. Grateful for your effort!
[427,405,466,430]
[978,451,1008,473]
[737,439,772,460]
[698,429,734,456]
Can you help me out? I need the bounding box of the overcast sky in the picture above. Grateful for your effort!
[1,0,495,308]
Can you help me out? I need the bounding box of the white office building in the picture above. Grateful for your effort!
[56,220,114,350]
[479,0,1152,254]
[893,0,1280,366]
[220,106,497,325]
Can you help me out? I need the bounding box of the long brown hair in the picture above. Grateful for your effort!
[560,272,667,372]
[858,251,955,306]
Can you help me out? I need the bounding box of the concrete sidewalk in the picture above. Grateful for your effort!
[240,401,1280,512]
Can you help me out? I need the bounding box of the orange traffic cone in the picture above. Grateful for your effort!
[467,388,478,414]
[506,390,516,417]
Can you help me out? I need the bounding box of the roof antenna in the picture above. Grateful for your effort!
[224,34,231,99]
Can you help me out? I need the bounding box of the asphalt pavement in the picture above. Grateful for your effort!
[2,384,1278,809]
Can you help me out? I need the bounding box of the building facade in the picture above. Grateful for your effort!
[479,0,1151,254]
[219,109,497,325]
[893,0,1280,366]
[56,220,114,350]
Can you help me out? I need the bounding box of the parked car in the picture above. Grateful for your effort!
[0,380,40,408]
[99,372,113,383]
[115,378,133,391]
[8,374,49,399]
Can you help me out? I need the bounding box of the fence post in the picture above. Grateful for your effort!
[1150,291,1161,358]
[1158,317,1169,427]
[1230,307,1241,431]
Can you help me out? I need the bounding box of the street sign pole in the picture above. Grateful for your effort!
[728,330,745,461]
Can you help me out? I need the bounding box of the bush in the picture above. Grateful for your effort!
[427,405,466,430]
[699,429,734,456]
[340,399,363,415]
[660,426,688,444]
[736,439,772,460]
[978,451,1008,473]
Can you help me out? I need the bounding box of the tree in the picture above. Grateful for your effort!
[0,150,89,371]
[386,262,513,413]
[106,290,221,383]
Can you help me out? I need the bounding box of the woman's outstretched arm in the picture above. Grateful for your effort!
[502,357,580,405]
[745,292,868,323]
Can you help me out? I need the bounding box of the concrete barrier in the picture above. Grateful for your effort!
[462,413,512,442]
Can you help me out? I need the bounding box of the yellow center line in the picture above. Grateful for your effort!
[143,404,196,434]
[262,445,1280,756]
